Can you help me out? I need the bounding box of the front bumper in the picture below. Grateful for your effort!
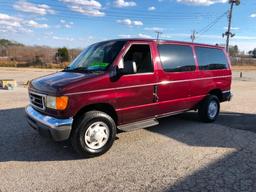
[25,105,73,141]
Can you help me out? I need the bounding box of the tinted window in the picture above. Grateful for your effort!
[158,44,196,72]
[195,47,228,70]
[124,44,153,73]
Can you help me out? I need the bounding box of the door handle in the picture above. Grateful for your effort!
[153,85,159,102]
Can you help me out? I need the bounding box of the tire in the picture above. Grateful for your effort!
[71,110,116,157]
[198,95,220,123]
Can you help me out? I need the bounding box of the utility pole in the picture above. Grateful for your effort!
[190,30,197,43]
[223,0,240,52]
[155,31,163,41]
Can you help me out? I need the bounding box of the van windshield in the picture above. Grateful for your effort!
[64,40,126,72]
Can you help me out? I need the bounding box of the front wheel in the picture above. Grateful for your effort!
[198,95,220,123]
[71,111,116,157]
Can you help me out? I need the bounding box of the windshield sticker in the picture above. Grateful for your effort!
[87,62,109,70]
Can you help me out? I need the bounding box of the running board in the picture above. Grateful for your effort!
[118,119,159,132]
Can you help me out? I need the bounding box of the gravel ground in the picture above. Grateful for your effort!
[0,68,256,192]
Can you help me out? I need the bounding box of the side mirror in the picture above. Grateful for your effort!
[121,61,137,75]
[110,60,137,81]
[110,65,120,80]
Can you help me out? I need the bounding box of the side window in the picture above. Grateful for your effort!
[158,44,196,72]
[123,44,153,73]
[195,47,228,70]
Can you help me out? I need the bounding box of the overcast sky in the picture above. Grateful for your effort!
[0,0,255,52]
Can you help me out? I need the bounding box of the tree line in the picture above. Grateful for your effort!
[228,45,256,66]
[248,49,256,58]
[0,39,255,68]
[229,45,256,58]
[0,39,81,68]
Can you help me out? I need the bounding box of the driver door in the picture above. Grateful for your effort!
[113,42,158,125]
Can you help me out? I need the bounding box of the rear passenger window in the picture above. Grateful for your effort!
[158,44,196,72]
[195,47,228,70]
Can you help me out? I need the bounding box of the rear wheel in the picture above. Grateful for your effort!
[198,95,220,122]
[71,111,116,157]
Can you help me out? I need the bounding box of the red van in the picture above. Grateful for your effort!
[26,39,232,156]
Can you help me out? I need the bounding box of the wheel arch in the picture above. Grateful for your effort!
[74,103,118,124]
[209,89,223,102]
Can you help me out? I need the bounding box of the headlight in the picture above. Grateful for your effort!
[46,96,69,110]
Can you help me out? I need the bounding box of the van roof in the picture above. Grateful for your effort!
[103,38,225,49]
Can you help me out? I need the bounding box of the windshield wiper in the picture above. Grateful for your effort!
[63,67,87,72]
[63,67,103,73]
[63,66,72,71]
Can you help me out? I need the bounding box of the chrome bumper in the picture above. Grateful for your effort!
[25,105,73,141]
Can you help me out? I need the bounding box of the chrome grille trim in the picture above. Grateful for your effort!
[29,91,46,110]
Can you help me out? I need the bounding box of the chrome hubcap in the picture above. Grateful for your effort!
[208,100,218,119]
[85,122,110,150]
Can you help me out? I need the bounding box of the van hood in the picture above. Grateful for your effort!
[30,71,98,94]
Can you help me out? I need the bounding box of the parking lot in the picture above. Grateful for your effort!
[0,67,256,192]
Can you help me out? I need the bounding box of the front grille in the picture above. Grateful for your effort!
[29,92,45,110]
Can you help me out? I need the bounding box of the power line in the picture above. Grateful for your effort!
[0,2,221,17]
[0,8,218,26]
[0,1,227,31]
[181,11,227,41]
[198,11,228,35]
[0,1,233,44]
[0,2,220,21]
[182,11,227,42]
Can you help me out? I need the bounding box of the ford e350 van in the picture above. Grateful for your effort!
[26,39,232,157]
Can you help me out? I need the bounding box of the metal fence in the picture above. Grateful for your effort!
[230,57,256,66]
